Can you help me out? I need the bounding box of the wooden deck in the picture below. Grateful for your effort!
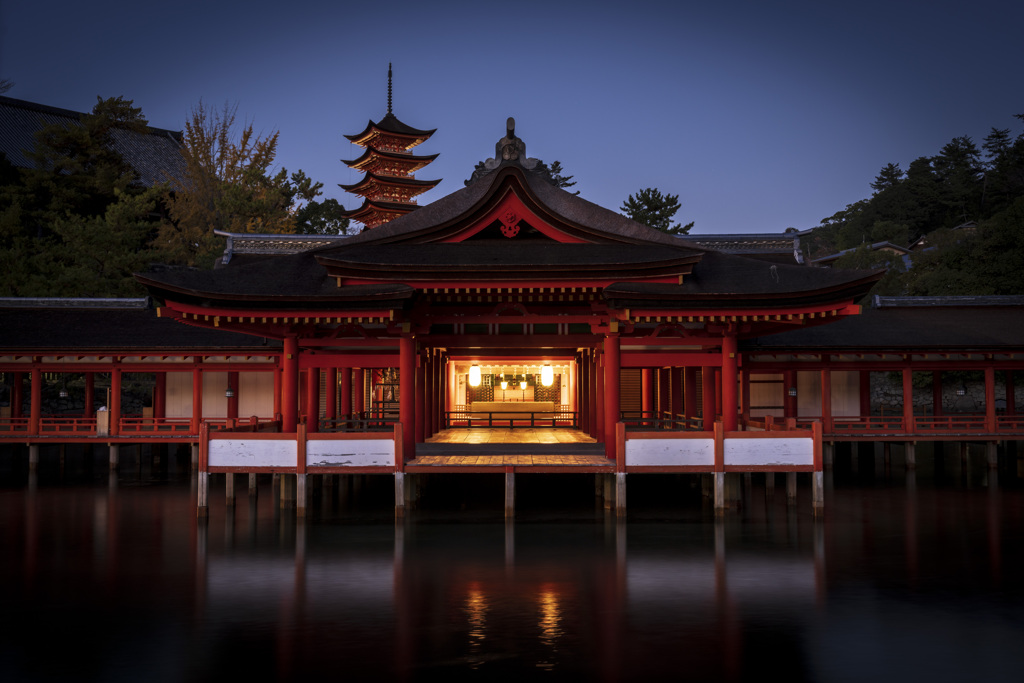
[410,428,609,471]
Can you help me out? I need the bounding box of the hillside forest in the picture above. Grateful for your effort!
[1,96,1022,298]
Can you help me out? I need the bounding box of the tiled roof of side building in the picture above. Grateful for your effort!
[744,296,1024,351]
[0,96,186,188]
[0,298,280,350]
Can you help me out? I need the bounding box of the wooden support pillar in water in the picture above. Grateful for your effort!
[812,471,824,514]
[505,470,515,519]
[765,471,775,496]
[109,444,119,471]
[603,474,614,509]
[714,472,726,513]
[191,444,199,471]
[394,472,405,517]
[29,444,39,471]
[615,473,626,518]
[280,474,295,509]
[249,473,258,497]
[987,441,998,469]
[226,473,235,506]
[197,471,209,518]
[905,442,916,470]
[823,442,834,469]
[296,473,307,518]
[787,472,798,502]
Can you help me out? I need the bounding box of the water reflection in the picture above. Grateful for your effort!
[2,464,1023,680]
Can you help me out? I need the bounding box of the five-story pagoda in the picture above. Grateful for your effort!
[340,64,440,229]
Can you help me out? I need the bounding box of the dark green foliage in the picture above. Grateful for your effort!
[808,113,1024,297]
[0,96,161,296]
[620,187,694,234]
[295,198,352,235]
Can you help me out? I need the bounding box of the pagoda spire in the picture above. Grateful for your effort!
[340,65,440,230]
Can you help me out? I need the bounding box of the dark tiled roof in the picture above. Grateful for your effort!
[744,298,1024,350]
[214,230,350,265]
[0,299,278,351]
[138,162,881,307]
[345,113,436,144]
[0,96,186,188]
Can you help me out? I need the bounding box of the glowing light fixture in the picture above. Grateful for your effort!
[787,387,797,398]
[541,365,554,387]
[500,379,508,390]
[469,365,481,387]
[520,378,528,390]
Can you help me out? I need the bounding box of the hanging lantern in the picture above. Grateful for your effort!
[541,365,554,387]
[469,365,481,387]
[520,378,528,390]
[787,387,797,398]
[500,379,508,390]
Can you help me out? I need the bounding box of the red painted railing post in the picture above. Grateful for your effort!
[616,421,626,472]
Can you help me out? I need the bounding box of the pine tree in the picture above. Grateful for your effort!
[620,188,693,235]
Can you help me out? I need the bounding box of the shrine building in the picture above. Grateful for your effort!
[2,112,1022,518]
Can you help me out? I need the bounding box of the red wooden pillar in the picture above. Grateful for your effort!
[1006,371,1016,416]
[701,365,716,430]
[721,334,738,432]
[12,372,24,419]
[415,354,425,443]
[400,335,416,460]
[822,366,833,433]
[305,367,319,433]
[282,336,298,432]
[29,368,41,435]
[424,353,434,439]
[191,366,202,434]
[589,350,599,439]
[273,365,282,420]
[85,372,96,418]
[684,367,697,421]
[659,368,670,417]
[984,366,996,432]
[901,367,913,434]
[604,334,620,459]
[111,367,122,437]
[740,366,751,425]
[353,369,364,417]
[339,367,351,417]
[671,367,683,418]
[641,368,654,418]
[226,371,239,420]
[580,352,589,434]
[325,368,338,422]
[595,351,605,441]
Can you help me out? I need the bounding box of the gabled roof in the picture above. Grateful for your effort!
[0,95,186,188]
[139,156,882,310]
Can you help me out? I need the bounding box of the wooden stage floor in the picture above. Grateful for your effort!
[411,428,608,468]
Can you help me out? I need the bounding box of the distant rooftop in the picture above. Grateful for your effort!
[873,295,1024,308]
[0,95,186,188]
[215,230,351,265]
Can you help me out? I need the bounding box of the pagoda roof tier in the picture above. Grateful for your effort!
[338,172,441,197]
[340,198,419,223]
[345,113,436,149]
[341,147,439,173]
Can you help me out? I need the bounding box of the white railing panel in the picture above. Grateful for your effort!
[307,438,394,467]
[626,438,715,467]
[209,439,296,467]
[725,438,812,467]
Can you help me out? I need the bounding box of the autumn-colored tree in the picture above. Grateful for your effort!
[157,101,322,267]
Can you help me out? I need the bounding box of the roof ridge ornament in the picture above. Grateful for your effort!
[470,117,539,183]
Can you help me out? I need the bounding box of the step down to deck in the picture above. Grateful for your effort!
[416,443,606,456]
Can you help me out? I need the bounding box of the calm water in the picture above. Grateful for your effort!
[2,445,1023,682]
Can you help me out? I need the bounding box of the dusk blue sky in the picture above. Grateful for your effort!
[2,0,1021,234]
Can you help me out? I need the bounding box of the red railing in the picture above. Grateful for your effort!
[996,415,1024,432]
[39,417,97,434]
[914,415,987,433]
[0,417,30,433]
[118,417,195,434]
[830,416,907,433]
